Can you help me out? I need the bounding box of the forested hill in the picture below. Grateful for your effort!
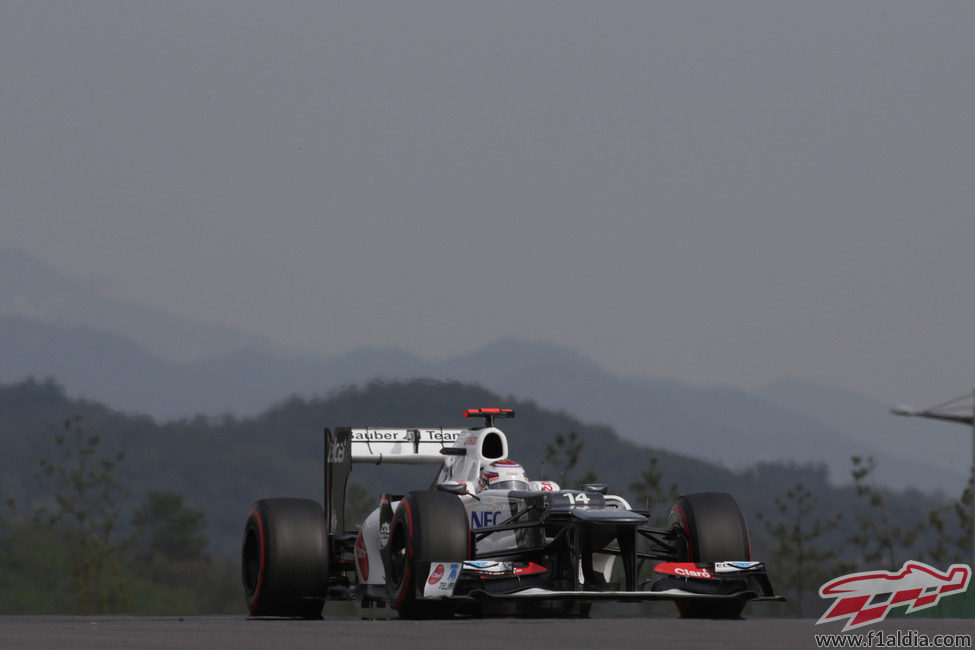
[2,312,961,494]
[0,377,946,564]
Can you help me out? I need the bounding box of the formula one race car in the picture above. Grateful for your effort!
[241,408,782,619]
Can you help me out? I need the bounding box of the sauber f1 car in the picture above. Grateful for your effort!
[242,408,783,619]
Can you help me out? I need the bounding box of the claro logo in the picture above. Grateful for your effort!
[651,563,716,580]
[674,566,712,579]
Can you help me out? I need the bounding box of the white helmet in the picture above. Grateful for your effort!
[479,459,530,492]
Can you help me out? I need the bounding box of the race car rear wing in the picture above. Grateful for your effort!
[323,427,466,534]
[335,427,467,465]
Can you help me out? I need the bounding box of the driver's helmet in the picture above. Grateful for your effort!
[479,459,530,492]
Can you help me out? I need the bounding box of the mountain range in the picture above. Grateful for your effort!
[0,248,967,494]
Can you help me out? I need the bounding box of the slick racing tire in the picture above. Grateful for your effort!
[242,498,328,619]
[662,492,751,619]
[668,492,751,563]
[387,490,471,619]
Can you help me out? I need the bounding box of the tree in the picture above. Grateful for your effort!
[34,415,131,613]
[543,432,597,488]
[848,456,919,569]
[132,492,209,573]
[756,483,846,616]
[346,483,377,529]
[952,471,973,557]
[922,506,958,565]
[924,469,974,565]
[0,519,75,613]
[127,491,243,613]
[628,457,678,524]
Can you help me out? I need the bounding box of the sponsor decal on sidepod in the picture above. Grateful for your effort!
[355,532,369,580]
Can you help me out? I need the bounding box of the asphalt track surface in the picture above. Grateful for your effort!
[2,615,973,650]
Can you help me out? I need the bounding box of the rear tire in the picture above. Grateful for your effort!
[663,492,751,619]
[386,491,471,619]
[242,498,328,619]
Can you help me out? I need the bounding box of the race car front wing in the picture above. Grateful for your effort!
[420,559,783,606]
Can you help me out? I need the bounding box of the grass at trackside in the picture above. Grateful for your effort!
[890,582,975,620]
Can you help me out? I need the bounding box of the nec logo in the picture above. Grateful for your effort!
[471,510,501,529]
[817,561,972,631]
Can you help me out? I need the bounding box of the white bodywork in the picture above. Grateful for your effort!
[352,424,630,589]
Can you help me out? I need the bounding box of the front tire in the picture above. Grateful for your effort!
[386,491,471,619]
[668,492,751,563]
[242,498,328,619]
[663,492,751,619]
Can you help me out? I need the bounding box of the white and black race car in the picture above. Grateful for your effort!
[241,408,782,619]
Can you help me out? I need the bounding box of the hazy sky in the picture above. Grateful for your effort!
[3,2,974,404]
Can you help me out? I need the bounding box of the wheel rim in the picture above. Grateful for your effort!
[242,524,262,594]
[390,520,408,592]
